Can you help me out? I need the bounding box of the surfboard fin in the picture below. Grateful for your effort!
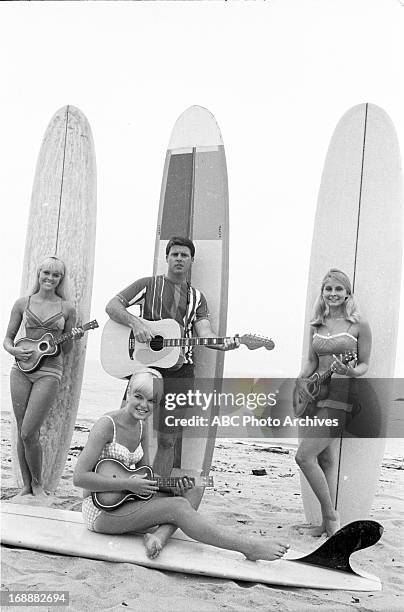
[293,520,383,573]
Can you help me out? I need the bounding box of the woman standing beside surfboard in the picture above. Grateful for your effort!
[3,256,83,499]
[294,269,372,537]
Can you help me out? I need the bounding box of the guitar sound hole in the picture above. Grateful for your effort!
[39,342,48,352]
[149,336,164,352]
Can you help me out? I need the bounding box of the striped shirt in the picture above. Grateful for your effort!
[117,275,209,364]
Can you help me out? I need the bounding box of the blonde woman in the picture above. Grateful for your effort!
[295,269,371,537]
[74,369,290,561]
[3,256,82,498]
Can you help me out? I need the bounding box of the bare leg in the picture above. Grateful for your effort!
[94,496,289,561]
[144,486,203,558]
[21,377,59,496]
[10,369,34,494]
[295,435,340,537]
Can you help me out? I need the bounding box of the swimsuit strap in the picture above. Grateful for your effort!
[103,415,117,443]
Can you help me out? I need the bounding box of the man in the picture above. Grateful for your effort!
[105,236,238,475]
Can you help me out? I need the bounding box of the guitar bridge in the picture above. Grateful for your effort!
[128,331,135,360]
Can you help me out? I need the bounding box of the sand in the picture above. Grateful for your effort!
[1,412,403,612]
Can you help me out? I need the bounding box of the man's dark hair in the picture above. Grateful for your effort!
[165,236,195,258]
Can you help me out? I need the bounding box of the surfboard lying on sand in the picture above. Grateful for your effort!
[11,106,97,492]
[300,103,403,525]
[0,503,382,591]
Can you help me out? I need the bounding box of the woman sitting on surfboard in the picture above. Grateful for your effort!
[294,269,372,537]
[3,256,82,499]
[74,368,290,561]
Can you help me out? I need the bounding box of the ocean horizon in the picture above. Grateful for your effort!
[1,354,403,459]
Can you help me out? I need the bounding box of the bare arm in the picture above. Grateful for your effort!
[62,302,83,354]
[193,318,239,351]
[106,296,154,343]
[333,319,372,377]
[3,298,32,360]
[297,326,319,378]
[73,418,157,495]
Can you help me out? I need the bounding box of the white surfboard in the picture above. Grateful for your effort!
[11,106,97,492]
[151,105,229,475]
[300,103,403,525]
[0,503,382,591]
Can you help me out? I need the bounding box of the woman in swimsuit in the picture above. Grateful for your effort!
[3,256,82,498]
[294,269,371,537]
[74,369,290,561]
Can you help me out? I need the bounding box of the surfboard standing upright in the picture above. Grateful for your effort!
[300,103,403,525]
[11,105,97,492]
[152,105,229,475]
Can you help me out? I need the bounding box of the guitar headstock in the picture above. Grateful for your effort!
[82,320,99,332]
[239,334,275,351]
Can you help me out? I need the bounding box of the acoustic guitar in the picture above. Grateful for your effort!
[101,318,275,378]
[92,458,214,510]
[292,350,357,417]
[15,320,99,373]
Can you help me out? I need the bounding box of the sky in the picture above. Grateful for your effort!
[1,0,403,380]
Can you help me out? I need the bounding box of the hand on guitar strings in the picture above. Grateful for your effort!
[128,473,159,496]
[131,319,155,343]
[12,346,33,361]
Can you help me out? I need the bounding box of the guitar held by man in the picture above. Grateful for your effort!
[101,317,275,378]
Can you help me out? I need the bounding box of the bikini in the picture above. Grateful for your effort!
[312,325,358,412]
[12,296,65,383]
[82,415,145,531]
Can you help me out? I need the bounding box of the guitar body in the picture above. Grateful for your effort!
[92,463,156,509]
[14,334,60,373]
[101,318,182,377]
[292,373,328,418]
[11,106,97,492]
[92,459,213,510]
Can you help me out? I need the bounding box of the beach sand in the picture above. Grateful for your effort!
[1,412,403,612]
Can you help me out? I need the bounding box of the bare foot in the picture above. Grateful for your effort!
[144,534,163,559]
[31,482,48,497]
[324,513,340,537]
[300,523,326,537]
[244,537,290,562]
[20,486,33,496]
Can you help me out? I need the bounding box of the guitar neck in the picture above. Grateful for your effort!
[53,330,76,346]
[155,476,194,487]
[163,336,236,347]
[317,368,334,385]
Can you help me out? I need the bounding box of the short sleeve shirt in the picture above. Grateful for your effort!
[117,275,209,364]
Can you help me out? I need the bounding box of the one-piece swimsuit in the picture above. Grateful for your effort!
[12,296,65,383]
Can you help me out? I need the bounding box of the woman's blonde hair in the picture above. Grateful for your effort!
[311,268,360,326]
[127,368,164,404]
[31,256,67,299]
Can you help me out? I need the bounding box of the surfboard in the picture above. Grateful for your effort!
[11,105,97,492]
[299,103,403,525]
[150,105,229,475]
[0,503,382,591]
